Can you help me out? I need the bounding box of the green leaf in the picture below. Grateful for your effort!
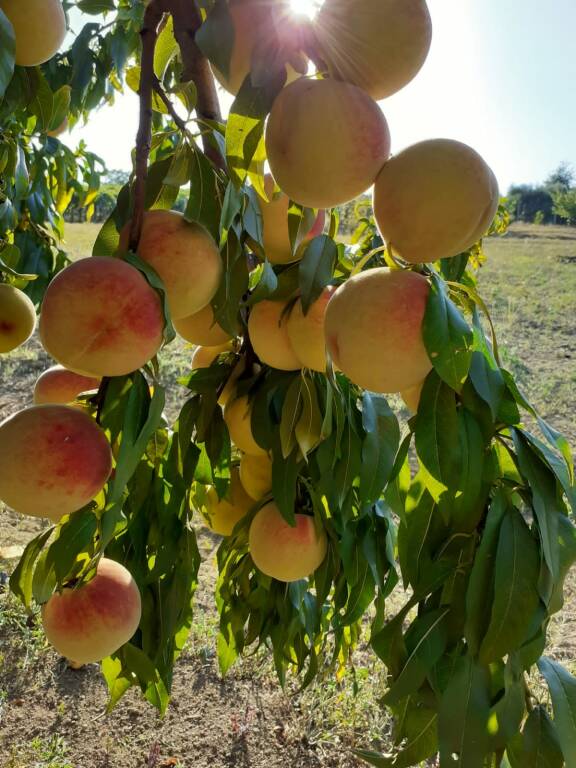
[271,441,298,526]
[414,374,460,504]
[438,655,492,767]
[186,147,223,242]
[359,393,400,506]
[479,509,541,664]
[294,375,323,460]
[382,608,449,705]
[355,705,438,768]
[9,527,54,609]
[423,274,473,392]
[77,0,116,12]
[549,514,576,615]
[226,73,284,187]
[0,9,15,100]
[512,429,561,579]
[45,510,98,583]
[538,657,576,765]
[196,0,235,79]
[507,706,564,768]
[298,235,338,314]
[464,490,507,656]
[280,376,304,459]
[154,15,177,80]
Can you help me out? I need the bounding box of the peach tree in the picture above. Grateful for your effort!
[0,1,575,766]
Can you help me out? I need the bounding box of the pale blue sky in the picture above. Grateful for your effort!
[66,0,576,194]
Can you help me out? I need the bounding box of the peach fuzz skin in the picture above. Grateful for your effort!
[258,174,325,265]
[265,78,390,209]
[39,257,165,378]
[0,0,66,67]
[173,304,231,347]
[42,558,141,664]
[119,210,222,320]
[34,365,100,405]
[223,395,267,457]
[248,502,328,582]
[202,468,253,537]
[324,268,432,393]
[0,283,36,353]
[248,300,301,371]
[0,405,112,522]
[287,286,337,372]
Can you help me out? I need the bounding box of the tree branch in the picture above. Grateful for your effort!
[167,0,225,170]
[128,0,166,252]
[152,76,189,134]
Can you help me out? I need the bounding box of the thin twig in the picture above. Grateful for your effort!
[152,75,190,134]
[128,0,166,252]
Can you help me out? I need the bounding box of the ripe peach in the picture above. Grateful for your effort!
[0,405,112,522]
[39,257,164,378]
[0,0,66,67]
[239,452,273,500]
[211,0,302,95]
[34,365,100,405]
[373,139,500,263]
[223,394,267,456]
[248,300,301,371]
[0,283,36,353]
[119,210,222,320]
[286,286,337,372]
[314,0,432,100]
[173,304,231,346]
[265,78,390,209]
[201,467,253,536]
[258,174,325,264]
[324,268,432,393]
[41,558,141,664]
[248,502,328,582]
[191,343,232,370]
[401,381,424,413]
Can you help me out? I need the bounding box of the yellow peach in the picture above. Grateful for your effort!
[223,394,267,456]
[239,452,273,500]
[0,283,36,353]
[34,365,100,405]
[248,300,301,371]
[286,286,336,372]
[0,0,66,67]
[201,467,253,536]
[173,304,231,346]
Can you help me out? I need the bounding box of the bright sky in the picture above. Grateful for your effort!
[65,0,576,194]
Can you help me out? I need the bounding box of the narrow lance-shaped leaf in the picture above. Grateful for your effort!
[422,274,474,392]
[0,9,15,100]
[538,657,576,766]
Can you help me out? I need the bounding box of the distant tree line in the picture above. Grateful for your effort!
[505,162,576,225]
[65,164,576,230]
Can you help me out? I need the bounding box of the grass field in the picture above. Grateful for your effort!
[0,222,574,768]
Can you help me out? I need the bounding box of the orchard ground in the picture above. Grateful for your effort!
[0,222,574,768]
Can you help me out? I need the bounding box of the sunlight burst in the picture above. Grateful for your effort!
[289,0,322,20]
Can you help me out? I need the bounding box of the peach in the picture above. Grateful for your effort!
[373,139,500,263]
[191,343,232,370]
[39,257,164,378]
[324,268,432,393]
[223,394,267,456]
[211,0,302,95]
[265,77,390,209]
[0,0,66,67]
[41,558,141,664]
[258,174,325,264]
[173,304,231,346]
[201,467,253,536]
[239,452,273,500]
[34,365,100,405]
[119,210,222,319]
[0,283,36,353]
[248,300,301,371]
[314,0,432,101]
[401,381,424,413]
[286,286,337,372]
[248,502,328,582]
[0,405,112,522]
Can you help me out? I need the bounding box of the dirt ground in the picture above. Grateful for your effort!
[0,223,575,768]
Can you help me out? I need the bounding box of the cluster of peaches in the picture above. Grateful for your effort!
[0,0,500,665]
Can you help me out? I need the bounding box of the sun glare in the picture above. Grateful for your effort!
[289,0,322,20]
